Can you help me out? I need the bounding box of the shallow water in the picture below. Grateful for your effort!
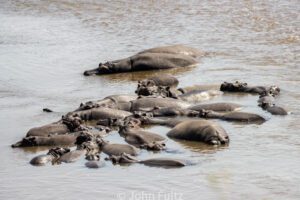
[0,0,299,199]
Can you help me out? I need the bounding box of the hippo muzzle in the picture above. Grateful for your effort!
[83,62,113,76]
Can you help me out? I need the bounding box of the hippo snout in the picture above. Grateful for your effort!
[83,67,99,76]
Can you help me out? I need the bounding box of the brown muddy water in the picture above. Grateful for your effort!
[0,1,299,200]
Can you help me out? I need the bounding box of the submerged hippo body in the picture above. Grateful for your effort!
[107,153,188,168]
[167,120,229,145]
[189,102,242,112]
[140,158,187,167]
[84,50,198,76]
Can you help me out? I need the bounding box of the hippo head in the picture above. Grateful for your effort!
[83,62,114,76]
[47,147,70,158]
[267,85,280,96]
[11,136,37,147]
[140,141,166,151]
[62,114,83,131]
[205,126,230,145]
[105,153,139,164]
[75,131,95,146]
[135,80,160,96]
[220,81,248,92]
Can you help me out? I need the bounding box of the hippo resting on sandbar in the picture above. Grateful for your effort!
[83,45,203,76]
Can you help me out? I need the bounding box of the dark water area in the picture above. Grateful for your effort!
[0,0,299,199]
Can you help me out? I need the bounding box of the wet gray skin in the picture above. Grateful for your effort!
[83,45,202,76]
[85,161,105,169]
[166,119,229,145]
[30,147,70,166]
[198,110,266,124]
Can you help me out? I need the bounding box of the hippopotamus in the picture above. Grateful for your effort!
[166,119,229,145]
[106,153,188,168]
[257,92,288,115]
[12,134,78,148]
[220,81,280,96]
[74,94,137,111]
[26,114,84,137]
[198,110,266,124]
[57,140,100,163]
[119,123,166,151]
[83,45,203,76]
[69,107,132,122]
[117,97,191,112]
[97,138,140,156]
[189,102,242,112]
[30,147,70,166]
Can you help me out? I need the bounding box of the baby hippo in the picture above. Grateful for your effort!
[30,147,70,166]
[167,120,229,145]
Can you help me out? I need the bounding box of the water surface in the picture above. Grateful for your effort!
[0,1,299,200]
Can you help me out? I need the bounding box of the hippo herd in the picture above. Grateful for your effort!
[12,45,288,168]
